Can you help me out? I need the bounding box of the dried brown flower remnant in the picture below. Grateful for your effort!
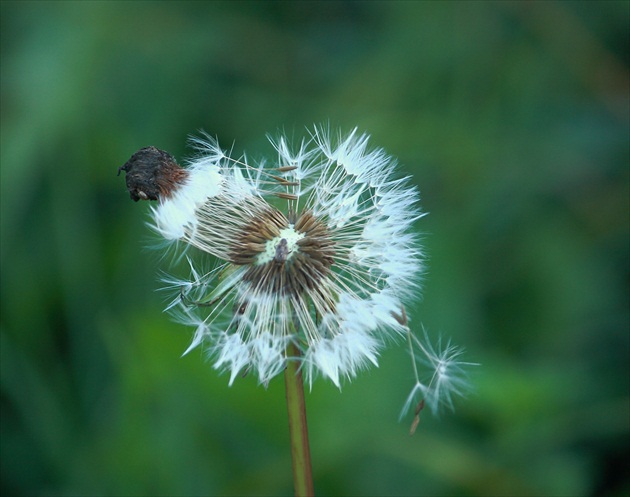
[118,146,188,202]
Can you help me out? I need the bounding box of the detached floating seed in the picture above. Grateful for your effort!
[118,146,188,201]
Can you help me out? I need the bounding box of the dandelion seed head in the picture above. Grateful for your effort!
[121,126,473,412]
[135,126,428,387]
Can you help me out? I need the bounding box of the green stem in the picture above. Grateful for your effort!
[284,341,314,497]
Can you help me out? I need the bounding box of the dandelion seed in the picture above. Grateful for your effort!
[400,328,477,422]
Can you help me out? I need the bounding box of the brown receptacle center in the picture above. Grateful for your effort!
[230,209,336,298]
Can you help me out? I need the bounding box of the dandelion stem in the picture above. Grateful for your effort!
[284,341,314,497]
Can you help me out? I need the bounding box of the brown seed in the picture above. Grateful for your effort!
[409,399,425,436]
[392,306,408,326]
[274,192,298,201]
[275,165,298,172]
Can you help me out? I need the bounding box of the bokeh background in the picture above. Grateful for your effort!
[1,1,628,496]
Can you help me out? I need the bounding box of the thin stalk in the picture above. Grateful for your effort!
[284,341,314,497]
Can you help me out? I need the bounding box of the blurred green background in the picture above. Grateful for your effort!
[1,1,628,496]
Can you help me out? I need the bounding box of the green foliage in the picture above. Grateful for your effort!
[1,1,628,495]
